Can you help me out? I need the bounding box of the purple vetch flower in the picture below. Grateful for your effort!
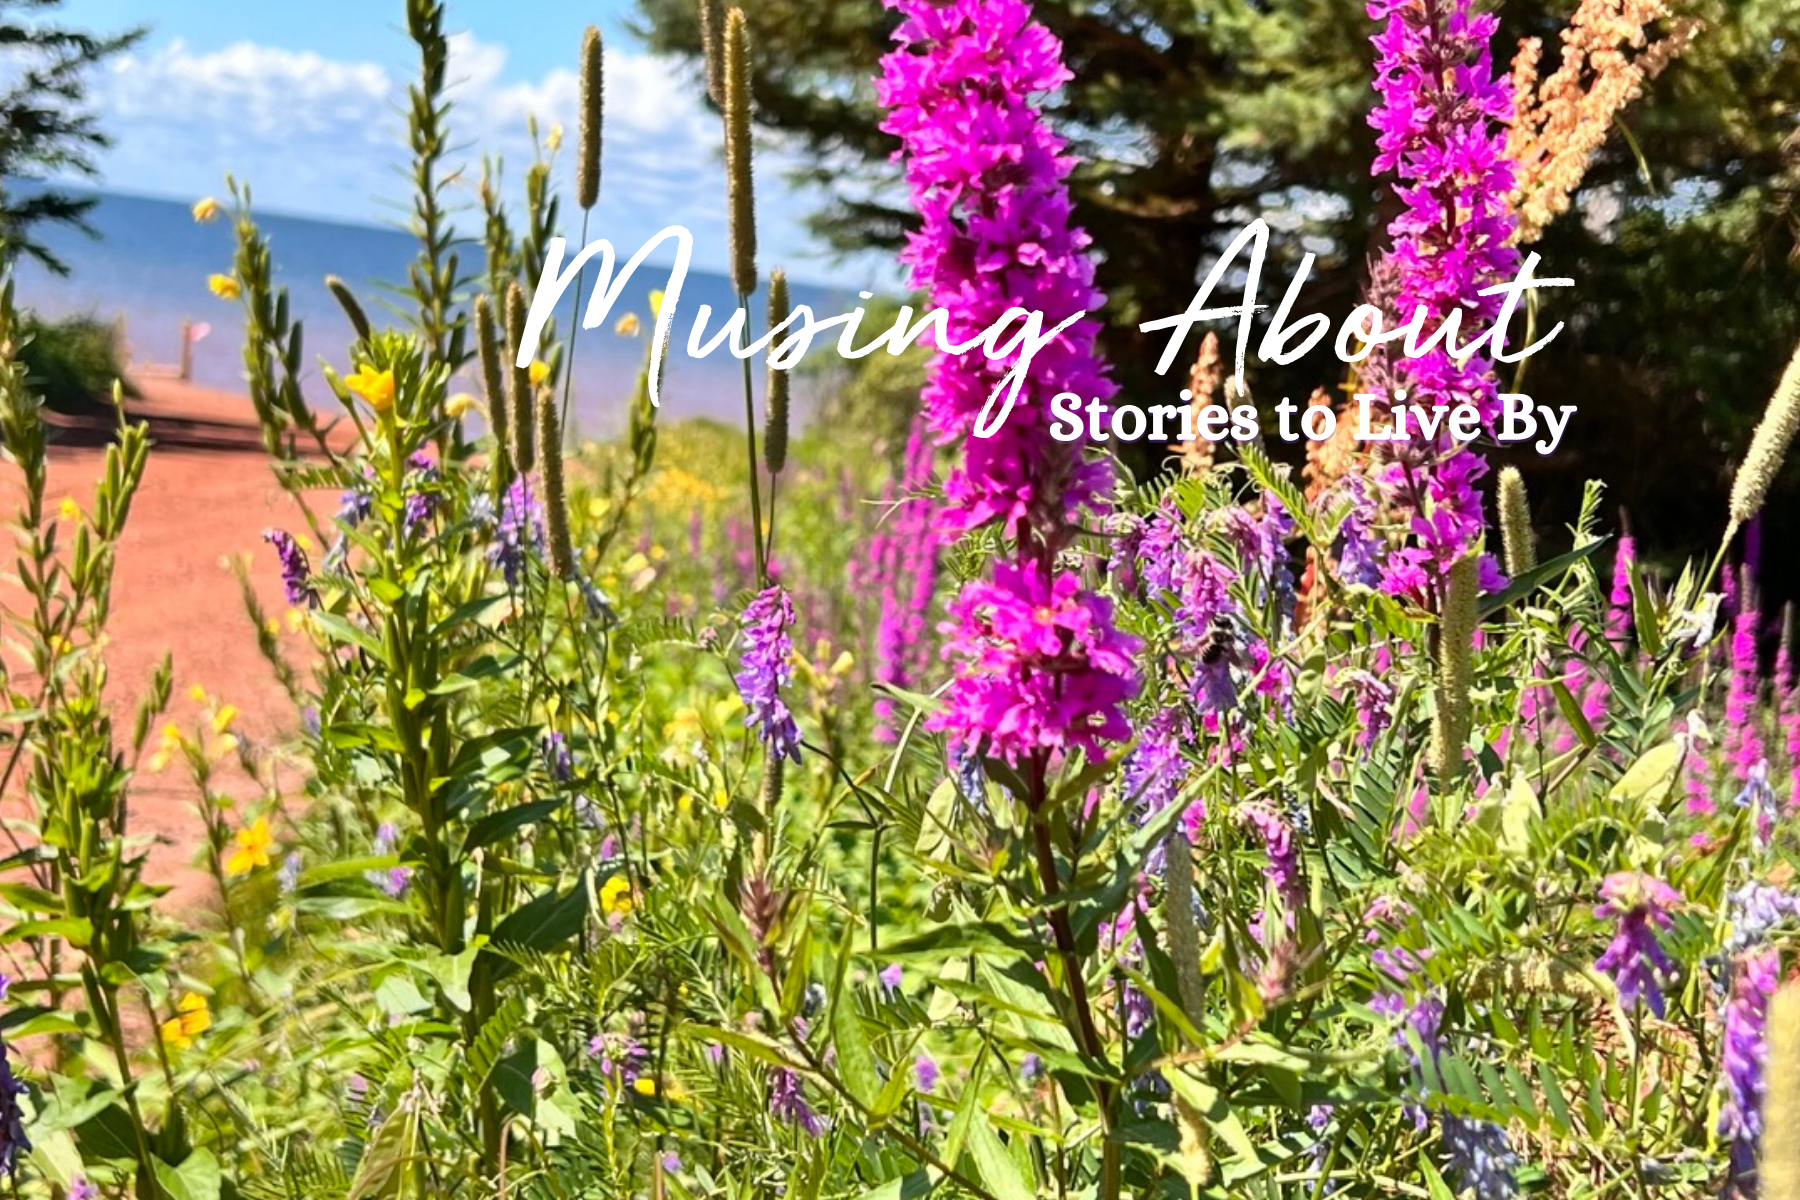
[769,1067,825,1136]
[878,963,904,996]
[1594,872,1680,1017]
[1019,1053,1045,1084]
[1122,707,1187,818]
[402,451,440,533]
[661,1151,682,1175]
[263,529,317,608]
[490,476,544,587]
[1121,979,1154,1040]
[1720,947,1779,1171]
[70,1178,99,1200]
[1341,669,1395,749]
[1733,760,1780,849]
[542,731,573,783]
[735,586,802,763]
[0,1040,27,1175]
[913,1053,939,1093]
[1362,0,1519,596]
[366,823,411,898]
[588,1031,648,1094]
[278,851,302,895]
[1240,802,1303,914]
[1439,1113,1519,1200]
[704,1042,725,1068]
[1726,882,1800,957]
[337,486,373,528]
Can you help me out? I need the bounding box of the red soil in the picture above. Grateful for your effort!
[5,378,333,917]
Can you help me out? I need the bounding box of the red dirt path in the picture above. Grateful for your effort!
[8,378,332,915]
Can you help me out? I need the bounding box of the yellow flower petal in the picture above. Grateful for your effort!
[446,392,477,418]
[192,197,222,223]
[614,313,641,337]
[344,366,396,413]
[208,273,241,299]
[528,360,551,388]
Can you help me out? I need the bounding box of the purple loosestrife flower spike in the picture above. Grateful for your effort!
[1241,801,1303,915]
[928,563,1138,766]
[736,586,802,763]
[876,0,1115,544]
[1594,872,1680,1017]
[1729,572,1766,786]
[1608,532,1636,645]
[1364,0,1520,598]
[264,529,316,608]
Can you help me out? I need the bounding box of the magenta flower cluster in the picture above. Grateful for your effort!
[1365,0,1520,599]
[876,0,1114,542]
[932,563,1136,765]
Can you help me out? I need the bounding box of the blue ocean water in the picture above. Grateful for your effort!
[14,189,858,436]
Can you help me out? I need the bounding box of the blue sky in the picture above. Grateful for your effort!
[75,0,883,286]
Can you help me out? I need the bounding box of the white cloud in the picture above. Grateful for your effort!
[84,31,864,284]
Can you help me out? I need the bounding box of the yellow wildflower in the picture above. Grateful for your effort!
[208,273,241,299]
[58,497,80,522]
[161,993,211,1049]
[264,617,280,637]
[528,360,551,388]
[344,366,395,413]
[614,312,641,337]
[446,392,477,418]
[212,704,238,734]
[285,607,307,632]
[546,124,564,153]
[189,684,209,703]
[649,290,665,318]
[149,723,184,773]
[192,197,222,223]
[225,816,274,876]
[599,874,635,919]
[830,651,855,677]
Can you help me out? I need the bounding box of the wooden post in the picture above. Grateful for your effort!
[178,319,193,381]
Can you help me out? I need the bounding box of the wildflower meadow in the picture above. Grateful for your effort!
[3,0,1800,1198]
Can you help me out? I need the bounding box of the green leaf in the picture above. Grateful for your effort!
[348,1099,426,1200]
[310,610,384,657]
[829,949,884,1114]
[1551,681,1597,750]
[1167,1069,1259,1165]
[964,1108,1034,1200]
[153,1150,221,1200]
[849,1170,937,1200]
[487,872,589,972]
[1479,539,1606,616]
[463,800,561,853]
[1609,739,1684,807]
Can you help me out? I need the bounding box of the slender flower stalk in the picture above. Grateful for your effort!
[1497,466,1535,577]
[326,274,373,343]
[765,268,791,474]
[698,0,727,107]
[474,294,511,488]
[723,8,757,301]
[538,387,576,579]
[1433,550,1479,779]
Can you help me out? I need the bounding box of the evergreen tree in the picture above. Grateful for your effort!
[0,0,145,275]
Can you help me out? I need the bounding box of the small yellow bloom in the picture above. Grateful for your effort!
[161,993,211,1049]
[614,312,641,337]
[599,874,635,919]
[649,290,665,318]
[528,360,551,388]
[446,392,477,418]
[545,124,564,152]
[148,722,184,773]
[212,704,239,733]
[208,273,241,299]
[285,607,307,632]
[225,816,274,876]
[58,497,80,522]
[189,684,210,704]
[264,617,281,637]
[192,197,222,223]
[344,366,396,413]
[830,651,855,677]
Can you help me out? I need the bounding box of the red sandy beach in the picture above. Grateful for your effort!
[5,377,333,915]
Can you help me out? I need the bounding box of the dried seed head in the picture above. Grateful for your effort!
[506,281,537,474]
[723,8,756,299]
[1729,337,1800,528]
[1498,466,1536,576]
[764,268,791,475]
[474,294,511,483]
[577,26,603,210]
[698,0,726,107]
[538,388,576,579]
[1433,550,1480,780]
[325,275,372,343]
